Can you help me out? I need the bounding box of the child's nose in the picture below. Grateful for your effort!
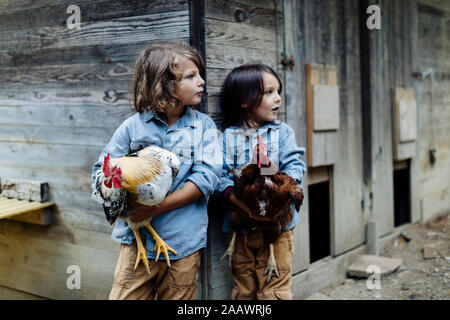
[274,91,281,102]
[198,76,205,87]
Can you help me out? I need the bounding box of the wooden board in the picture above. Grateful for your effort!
[307,166,331,185]
[393,87,417,160]
[0,197,54,225]
[313,84,340,131]
[306,63,339,167]
[0,0,187,31]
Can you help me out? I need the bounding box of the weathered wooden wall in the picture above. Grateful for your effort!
[416,0,450,222]
[361,0,420,245]
[0,0,448,301]
[205,0,366,299]
[0,0,190,299]
[300,0,365,257]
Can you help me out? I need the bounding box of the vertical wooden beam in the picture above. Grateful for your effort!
[408,0,421,224]
[189,0,207,114]
[283,0,310,274]
[359,0,372,185]
[189,0,208,299]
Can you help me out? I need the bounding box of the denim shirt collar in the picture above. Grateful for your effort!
[228,119,282,137]
[142,106,199,129]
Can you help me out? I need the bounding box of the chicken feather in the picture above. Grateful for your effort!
[221,135,304,283]
[92,145,180,273]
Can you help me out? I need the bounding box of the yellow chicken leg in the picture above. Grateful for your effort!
[144,223,177,267]
[130,225,151,275]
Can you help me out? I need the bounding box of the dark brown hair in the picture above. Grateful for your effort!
[132,42,205,114]
[219,64,282,128]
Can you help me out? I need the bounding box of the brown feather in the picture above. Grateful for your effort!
[229,163,303,245]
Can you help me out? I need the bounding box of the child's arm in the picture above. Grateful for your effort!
[278,124,306,184]
[130,117,222,222]
[128,181,202,222]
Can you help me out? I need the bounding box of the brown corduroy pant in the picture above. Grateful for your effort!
[109,239,200,300]
[229,228,294,300]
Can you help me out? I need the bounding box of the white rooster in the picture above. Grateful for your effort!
[92,145,180,274]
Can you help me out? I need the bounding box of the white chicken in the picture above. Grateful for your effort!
[92,145,180,274]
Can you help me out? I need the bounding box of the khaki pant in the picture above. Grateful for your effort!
[230,228,294,300]
[109,240,200,300]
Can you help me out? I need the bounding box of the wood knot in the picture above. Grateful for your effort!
[234,9,247,23]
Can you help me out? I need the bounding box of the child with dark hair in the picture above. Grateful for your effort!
[92,42,221,300]
[217,64,306,300]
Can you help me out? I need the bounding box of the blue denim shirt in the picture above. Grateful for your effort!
[216,120,306,233]
[92,106,222,260]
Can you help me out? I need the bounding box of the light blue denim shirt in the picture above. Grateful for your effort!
[216,120,307,233]
[92,106,222,260]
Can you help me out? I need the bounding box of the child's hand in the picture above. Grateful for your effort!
[127,198,160,222]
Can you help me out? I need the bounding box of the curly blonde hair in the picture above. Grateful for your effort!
[132,42,205,114]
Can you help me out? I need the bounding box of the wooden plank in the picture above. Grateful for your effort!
[393,159,409,170]
[393,87,417,160]
[0,178,49,202]
[206,42,278,70]
[0,62,133,90]
[0,226,117,299]
[0,284,46,300]
[0,165,98,196]
[0,104,132,129]
[307,166,330,185]
[0,11,189,52]
[205,18,277,50]
[418,0,450,12]
[0,218,119,253]
[305,63,339,167]
[0,42,163,68]
[331,0,365,255]
[312,84,340,131]
[0,197,54,219]
[0,142,103,171]
[0,88,131,107]
[7,208,53,225]
[206,0,280,28]
[0,124,115,147]
[283,0,310,274]
[0,0,187,31]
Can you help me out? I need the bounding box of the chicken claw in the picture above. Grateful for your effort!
[264,244,280,283]
[220,232,237,268]
[130,226,151,275]
[144,224,177,267]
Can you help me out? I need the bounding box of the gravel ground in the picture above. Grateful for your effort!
[307,213,450,300]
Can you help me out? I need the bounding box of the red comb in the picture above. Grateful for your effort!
[103,153,111,176]
[256,134,269,168]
